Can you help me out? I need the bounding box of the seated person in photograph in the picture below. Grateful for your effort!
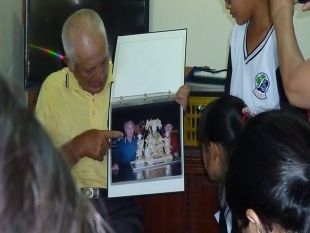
[163,122,179,158]
[134,120,146,136]
[35,8,143,233]
[112,120,137,170]
[270,0,310,109]
[198,95,248,233]
[0,75,114,233]
[226,110,310,233]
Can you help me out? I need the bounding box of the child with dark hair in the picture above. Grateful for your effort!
[198,95,248,233]
[226,110,310,233]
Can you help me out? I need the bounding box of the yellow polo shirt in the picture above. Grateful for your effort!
[35,65,113,189]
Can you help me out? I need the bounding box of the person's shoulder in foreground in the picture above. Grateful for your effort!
[0,75,114,233]
[226,109,310,233]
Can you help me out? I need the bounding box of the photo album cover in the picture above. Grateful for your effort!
[108,29,187,197]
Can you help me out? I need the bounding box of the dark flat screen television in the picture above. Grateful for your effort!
[24,0,149,89]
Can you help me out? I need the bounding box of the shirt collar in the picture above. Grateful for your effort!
[65,69,81,91]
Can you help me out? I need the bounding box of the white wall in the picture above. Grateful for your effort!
[0,0,308,93]
[294,5,310,61]
[0,0,24,101]
[149,0,310,69]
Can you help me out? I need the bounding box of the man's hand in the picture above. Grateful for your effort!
[62,129,123,165]
[303,2,310,10]
[176,85,190,112]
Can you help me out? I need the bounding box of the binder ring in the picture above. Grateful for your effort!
[144,93,147,101]
[119,96,123,104]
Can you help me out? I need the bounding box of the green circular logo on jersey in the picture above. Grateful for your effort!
[253,72,269,99]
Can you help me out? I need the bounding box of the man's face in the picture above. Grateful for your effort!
[125,123,134,138]
[71,35,110,95]
[165,124,173,133]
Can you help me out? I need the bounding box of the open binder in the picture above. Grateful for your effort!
[108,29,187,197]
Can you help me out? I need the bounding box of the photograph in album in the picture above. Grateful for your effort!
[110,100,182,184]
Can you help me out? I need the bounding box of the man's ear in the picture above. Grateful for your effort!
[63,56,69,66]
[246,209,264,233]
[63,56,74,72]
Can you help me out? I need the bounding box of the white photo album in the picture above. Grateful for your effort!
[108,29,187,197]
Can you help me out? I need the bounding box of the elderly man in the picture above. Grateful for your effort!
[35,9,143,233]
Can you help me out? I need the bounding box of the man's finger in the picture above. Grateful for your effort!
[102,130,123,139]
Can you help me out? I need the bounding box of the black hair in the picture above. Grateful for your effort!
[198,95,247,155]
[226,110,310,233]
[0,75,112,232]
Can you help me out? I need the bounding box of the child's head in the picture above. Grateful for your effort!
[198,95,247,181]
[225,0,265,25]
[226,110,310,233]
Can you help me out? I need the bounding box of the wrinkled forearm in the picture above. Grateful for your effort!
[61,139,83,166]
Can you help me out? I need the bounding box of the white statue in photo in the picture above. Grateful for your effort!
[136,133,144,159]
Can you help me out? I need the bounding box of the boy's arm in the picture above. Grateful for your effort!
[271,0,310,109]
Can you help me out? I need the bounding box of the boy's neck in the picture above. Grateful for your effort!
[246,2,273,55]
[248,1,272,32]
[248,18,272,33]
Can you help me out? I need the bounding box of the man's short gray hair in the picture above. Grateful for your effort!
[61,9,108,65]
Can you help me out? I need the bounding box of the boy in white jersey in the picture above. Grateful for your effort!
[224,0,287,115]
